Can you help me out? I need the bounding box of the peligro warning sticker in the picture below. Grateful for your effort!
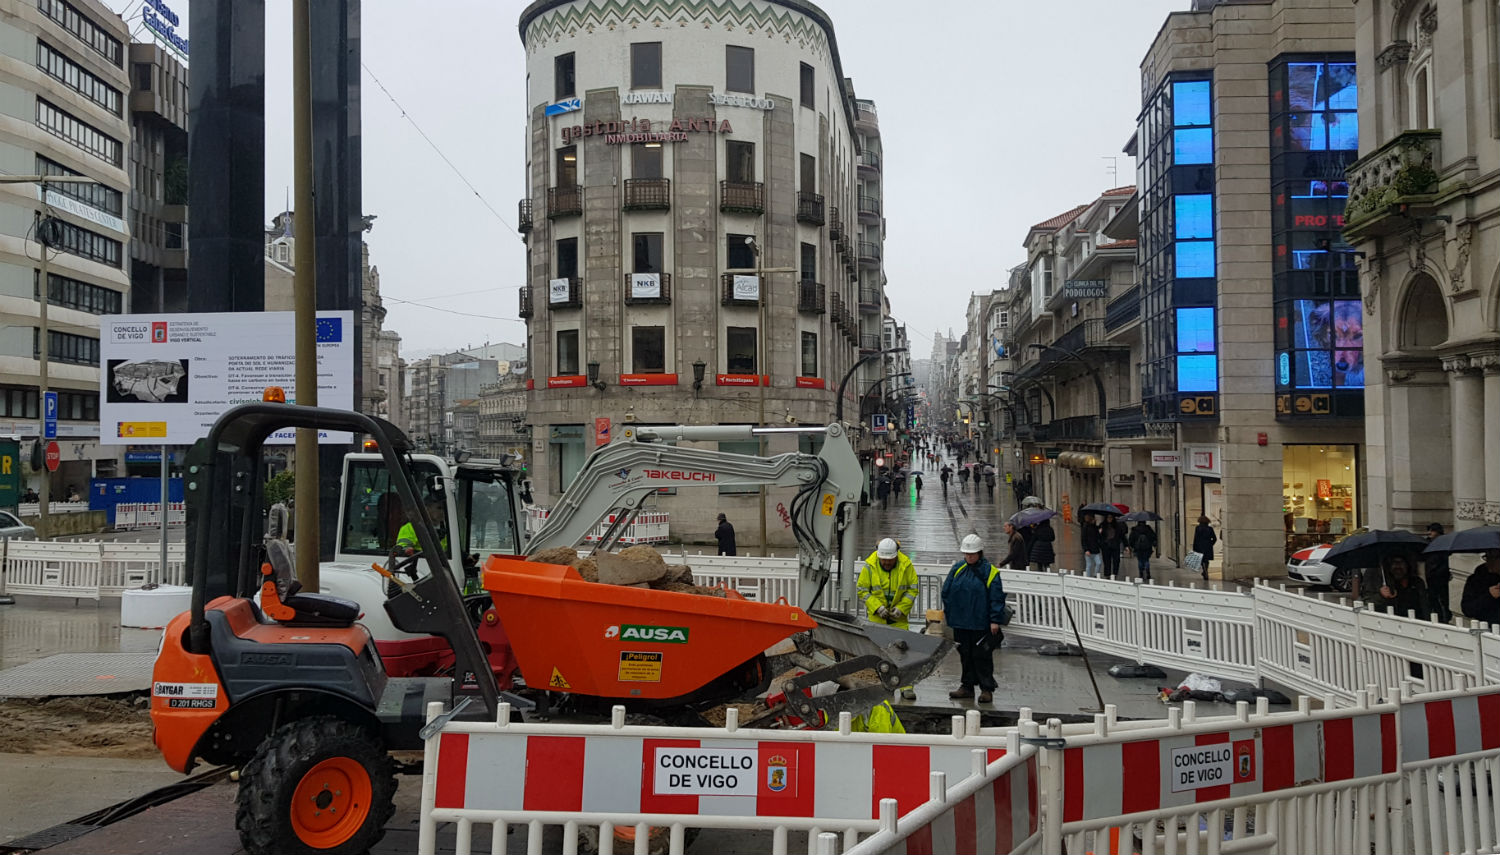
[618,651,663,682]
[549,667,572,689]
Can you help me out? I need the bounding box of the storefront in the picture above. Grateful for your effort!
[1182,445,1223,569]
[1282,443,1359,555]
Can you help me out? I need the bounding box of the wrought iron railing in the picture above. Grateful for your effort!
[796,191,825,225]
[720,180,764,214]
[623,272,672,305]
[517,199,533,233]
[720,273,760,306]
[547,185,582,218]
[518,285,532,318]
[545,277,582,309]
[797,279,825,314]
[622,178,671,211]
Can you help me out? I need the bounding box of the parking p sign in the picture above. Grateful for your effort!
[871,413,888,435]
[43,391,57,439]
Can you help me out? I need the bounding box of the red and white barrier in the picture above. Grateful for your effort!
[526,507,672,544]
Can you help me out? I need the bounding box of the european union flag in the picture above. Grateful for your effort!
[316,317,342,343]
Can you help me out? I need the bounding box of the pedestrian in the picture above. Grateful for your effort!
[1129,520,1158,582]
[1191,515,1217,579]
[959,466,970,488]
[22,487,38,503]
[1461,549,1500,625]
[1100,514,1124,579]
[715,513,737,556]
[940,466,951,496]
[1001,522,1027,570]
[1028,519,1056,572]
[1080,512,1102,578]
[876,471,891,509]
[858,538,920,700]
[914,472,923,498]
[1366,554,1428,619]
[1424,522,1452,622]
[941,534,1005,704]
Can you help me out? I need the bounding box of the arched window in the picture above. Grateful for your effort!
[1406,4,1437,129]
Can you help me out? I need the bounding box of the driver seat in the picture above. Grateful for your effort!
[259,539,361,628]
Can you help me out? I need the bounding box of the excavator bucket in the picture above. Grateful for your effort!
[807,610,953,688]
[482,557,812,702]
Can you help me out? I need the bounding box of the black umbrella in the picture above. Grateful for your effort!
[1010,508,1059,527]
[1122,510,1162,522]
[1080,502,1122,516]
[1320,529,1427,570]
[1424,526,1500,555]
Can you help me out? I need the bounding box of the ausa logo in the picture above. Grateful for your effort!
[603,624,689,644]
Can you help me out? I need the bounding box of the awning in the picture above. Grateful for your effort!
[1058,451,1104,470]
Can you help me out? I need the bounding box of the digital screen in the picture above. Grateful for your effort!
[1281,300,1365,388]
[1288,62,1356,111]
[1176,308,1215,353]
[1174,128,1213,165]
[1177,355,1218,392]
[1176,240,1216,278]
[1175,194,1213,239]
[1173,80,1212,126]
[1288,112,1358,151]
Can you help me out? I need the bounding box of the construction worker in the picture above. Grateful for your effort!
[396,493,448,556]
[858,537,920,700]
[851,699,906,734]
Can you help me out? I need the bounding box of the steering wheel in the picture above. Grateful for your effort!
[386,549,423,581]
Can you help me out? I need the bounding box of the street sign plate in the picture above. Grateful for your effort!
[1063,279,1109,298]
[43,391,57,439]
[871,414,888,434]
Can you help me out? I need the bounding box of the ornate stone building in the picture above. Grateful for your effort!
[1344,0,1500,531]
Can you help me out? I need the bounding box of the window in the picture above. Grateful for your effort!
[632,326,665,373]
[0,386,39,418]
[34,329,100,365]
[556,330,580,375]
[801,331,818,377]
[632,143,663,179]
[555,52,575,100]
[726,234,755,270]
[800,242,816,281]
[726,327,757,374]
[50,219,122,267]
[718,439,760,494]
[36,156,122,216]
[799,62,815,108]
[633,233,663,274]
[36,99,121,165]
[556,146,577,186]
[133,61,151,91]
[37,40,122,115]
[35,270,121,314]
[631,42,661,90]
[37,0,123,67]
[725,140,755,184]
[726,45,754,93]
[800,153,816,193]
[556,238,578,279]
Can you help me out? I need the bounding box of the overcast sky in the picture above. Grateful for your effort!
[115,0,1189,359]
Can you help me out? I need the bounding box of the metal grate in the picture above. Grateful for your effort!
[3,822,99,849]
[0,653,155,698]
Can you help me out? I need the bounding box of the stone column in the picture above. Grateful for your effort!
[1446,356,1487,527]
[1483,354,1500,525]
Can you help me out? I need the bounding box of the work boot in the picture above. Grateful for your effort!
[901,688,917,700]
[948,686,972,699]
[977,690,994,703]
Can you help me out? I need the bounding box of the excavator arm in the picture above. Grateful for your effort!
[526,422,863,611]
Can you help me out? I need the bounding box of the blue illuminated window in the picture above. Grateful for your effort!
[1175,195,1213,239]
[1177,355,1219,392]
[1176,308,1215,353]
[1174,128,1213,164]
[1173,81,1211,126]
[1176,241,1216,279]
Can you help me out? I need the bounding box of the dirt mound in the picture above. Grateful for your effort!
[528,547,580,567]
[0,695,157,759]
[529,546,719,598]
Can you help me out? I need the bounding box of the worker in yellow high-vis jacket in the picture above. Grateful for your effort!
[858,537,921,700]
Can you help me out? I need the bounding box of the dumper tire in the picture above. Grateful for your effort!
[235,716,397,855]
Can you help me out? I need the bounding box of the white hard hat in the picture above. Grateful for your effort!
[960,534,984,553]
[877,538,899,559]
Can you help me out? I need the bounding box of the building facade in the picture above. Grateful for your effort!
[516,0,872,547]
[125,40,186,315]
[1344,0,1500,533]
[478,375,529,460]
[0,0,132,495]
[1130,0,1358,577]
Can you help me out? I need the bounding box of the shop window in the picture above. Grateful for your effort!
[632,143,663,179]
[726,327,757,374]
[556,329,579,376]
[632,327,665,373]
[556,238,578,279]
[801,331,818,377]
[718,439,760,494]
[555,52,575,100]
[799,62,814,108]
[1283,444,1358,539]
[631,42,661,90]
[726,45,754,94]
[726,141,755,184]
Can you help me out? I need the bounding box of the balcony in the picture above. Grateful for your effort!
[623,178,671,211]
[1050,416,1099,441]
[858,151,881,173]
[1106,404,1146,439]
[798,279,826,313]
[720,180,764,214]
[855,101,878,128]
[857,194,881,221]
[517,199,533,234]
[830,291,844,328]
[624,272,672,305]
[1103,285,1140,333]
[796,191,825,225]
[859,333,880,353]
[857,240,881,266]
[1050,318,1126,358]
[720,273,760,307]
[518,285,533,318]
[546,277,582,309]
[1031,423,1054,443]
[547,185,582,219]
[858,286,880,311]
[828,207,842,240]
[1343,130,1442,241]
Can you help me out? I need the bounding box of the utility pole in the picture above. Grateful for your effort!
[0,175,105,539]
[292,0,321,590]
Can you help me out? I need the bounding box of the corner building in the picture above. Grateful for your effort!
[1134,0,1358,578]
[517,0,867,548]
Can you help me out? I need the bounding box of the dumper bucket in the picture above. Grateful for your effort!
[482,557,812,702]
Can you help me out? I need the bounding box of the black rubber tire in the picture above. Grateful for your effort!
[1330,567,1353,593]
[235,716,397,855]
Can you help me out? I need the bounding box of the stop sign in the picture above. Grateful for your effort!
[44,441,60,472]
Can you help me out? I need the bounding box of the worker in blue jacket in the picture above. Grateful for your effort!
[941,533,1006,703]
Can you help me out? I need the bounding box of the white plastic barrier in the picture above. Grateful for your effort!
[2,539,187,599]
[526,507,672,544]
[113,501,185,530]
[16,501,90,515]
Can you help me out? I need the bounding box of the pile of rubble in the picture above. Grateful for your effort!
[527,545,727,597]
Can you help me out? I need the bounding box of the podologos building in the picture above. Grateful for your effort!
[516,0,880,547]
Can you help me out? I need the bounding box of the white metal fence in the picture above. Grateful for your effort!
[1,539,186,599]
[16,501,90,515]
[112,501,186,530]
[526,507,671,544]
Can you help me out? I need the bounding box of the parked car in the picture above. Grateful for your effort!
[1286,542,1351,591]
[0,510,36,541]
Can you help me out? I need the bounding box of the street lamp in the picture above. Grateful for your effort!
[1027,343,1108,421]
[691,358,706,392]
[835,348,907,422]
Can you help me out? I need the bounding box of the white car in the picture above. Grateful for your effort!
[0,509,36,541]
[1286,543,1352,591]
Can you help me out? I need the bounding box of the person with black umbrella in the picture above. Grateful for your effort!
[1461,549,1500,625]
[1366,553,1429,619]
[1424,523,1452,622]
